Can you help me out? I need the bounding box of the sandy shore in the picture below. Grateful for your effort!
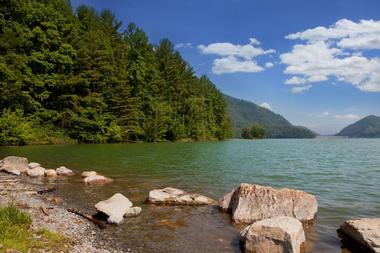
[0,172,129,253]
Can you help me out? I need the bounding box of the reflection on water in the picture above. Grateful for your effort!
[1,139,379,253]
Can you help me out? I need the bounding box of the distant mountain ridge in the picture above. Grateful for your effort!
[224,95,316,138]
[337,115,380,138]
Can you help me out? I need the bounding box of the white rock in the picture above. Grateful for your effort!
[28,162,41,169]
[240,216,306,253]
[84,175,113,185]
[26,166,46,177]
[1,156,29,175]
[81,171,97,177]
[124,207,142,217]
[148,187,215,205]
[95,193,133,224]
[45,169,57,177]
[56,166,74,176]
[219,183,318,224]
[338,218,380,253]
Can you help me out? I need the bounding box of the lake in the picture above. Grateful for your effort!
[1,139,379,253]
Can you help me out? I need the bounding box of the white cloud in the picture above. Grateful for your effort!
[212,56,264,74]
[175,42,192,49]
[291,85,312,94]
[265,62,274,68]
[333,114,360,120]
[198,38,275,74]
[281,19,380,93]
[259,102,272,110]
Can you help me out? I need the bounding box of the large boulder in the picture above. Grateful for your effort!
[0,156,29,175]
[240,216,305,253]
[219,183,318,224]
[148,187,216,205]
[28,162,41,169]
[81,171,97,177]
[95,193,141,224]
[26,166,46,177]
[83,175,113,185]
[338,218,380,253]
[56,166,74,176]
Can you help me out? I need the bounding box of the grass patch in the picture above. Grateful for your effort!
[0,204,71,253]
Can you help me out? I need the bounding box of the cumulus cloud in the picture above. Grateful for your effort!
[281,19,380,93]
[259,102,272,110]
[291,85,312,94]
[333,114,360,120]
[265,62,274,68]
[198,38,275,74]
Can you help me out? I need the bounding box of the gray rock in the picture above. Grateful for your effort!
[0,156,29,175]
[56,166,74,176]
[148,187,216,205]
[124,206,142,217]
[28,162,41,169]
[338,218,380,253]
[95,193,133,224]
[81,171,97,177]
[219,183,318,224]
[240,216,306,253]
[26,166,46,177]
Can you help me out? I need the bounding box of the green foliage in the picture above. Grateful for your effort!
[225,95,316,138]
[241,124,265,139]
[0,204,69,253]
[0,0,231,145]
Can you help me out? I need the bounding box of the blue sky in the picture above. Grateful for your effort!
[71,0,380,134]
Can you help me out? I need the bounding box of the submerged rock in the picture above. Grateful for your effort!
[148,187,216,205]
[0,156,29,175]
[56,166,74,176]
[240,216,305,253]
[219,183,318,224]
[338,218,380,253]
[83,175,113,185]
[81,171,97,177]
[95,193,141,224]
[45,169,58,177]
[26,166,46,177]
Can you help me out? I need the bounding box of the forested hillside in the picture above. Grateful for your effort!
[225,95,316,138]
[0,0,231,145]
[337,115,380,138]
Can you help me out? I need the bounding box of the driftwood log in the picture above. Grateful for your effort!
[67,208,106,229]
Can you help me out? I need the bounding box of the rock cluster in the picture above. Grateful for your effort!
[95,193,141,224]
[81,171,113,185]
[0,156,74,178]
[148,187,216,205]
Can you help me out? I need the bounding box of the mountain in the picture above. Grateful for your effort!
[337,115,380,138]
[224,95,316,138]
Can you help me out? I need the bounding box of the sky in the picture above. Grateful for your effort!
[71,0,380,135]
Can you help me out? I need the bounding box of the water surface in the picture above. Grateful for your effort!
[1,139,379,253]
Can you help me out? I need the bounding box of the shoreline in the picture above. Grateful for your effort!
[0,172,128,253]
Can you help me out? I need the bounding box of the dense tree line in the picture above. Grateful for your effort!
[0,0,231,145]
[241,124,265,139]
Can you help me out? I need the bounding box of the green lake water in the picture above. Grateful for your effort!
[1,139,379,253]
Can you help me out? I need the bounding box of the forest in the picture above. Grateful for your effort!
[0,0,231,145]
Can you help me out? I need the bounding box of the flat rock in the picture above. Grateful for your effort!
[81,171,97,177]
[124,206,142,217]
[95,193,133,224]
[83,175,113,185]
[338,218,380,253]
[45,169,57,177]
[28,162,41,169]
[148,187,216,205]
[26,166,46,177]
[219,183,318,224]
[1,156,29,175]
[240,216,305,253]
[56,166,74,176]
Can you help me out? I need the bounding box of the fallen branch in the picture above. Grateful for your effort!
[67,208,106,229]
[37,188,57,195]
[40,206,49,216]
